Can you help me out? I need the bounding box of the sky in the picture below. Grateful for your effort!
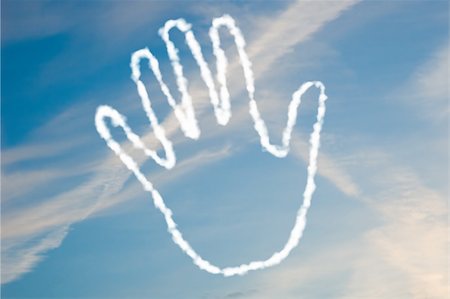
[1,0,448,298]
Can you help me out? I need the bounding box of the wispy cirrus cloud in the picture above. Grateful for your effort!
[1,143,232,284]
[398,42,449,122]
[342,154,448,298]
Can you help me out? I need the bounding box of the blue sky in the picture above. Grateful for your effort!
[1,1,448,298]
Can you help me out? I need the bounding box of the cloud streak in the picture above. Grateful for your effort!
[395,42,449,122]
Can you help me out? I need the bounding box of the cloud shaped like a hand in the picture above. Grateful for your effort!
[95,15,328,276]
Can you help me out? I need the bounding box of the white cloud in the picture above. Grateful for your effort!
[401,42,449,122]
[1,137,86,167]
[414,43,449,102]
[1,227,69,285]
[342,159,448,299]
